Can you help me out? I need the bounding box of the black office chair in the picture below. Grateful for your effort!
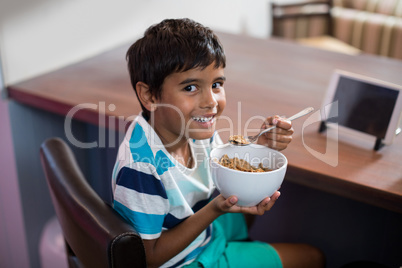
[40,137,146,268]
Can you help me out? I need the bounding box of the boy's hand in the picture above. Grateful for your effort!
[257,115,294,151]
[212,191,281,216]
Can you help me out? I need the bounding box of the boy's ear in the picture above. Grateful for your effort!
[136,82,158,112]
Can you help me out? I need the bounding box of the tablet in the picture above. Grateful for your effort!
[321,70,402,147]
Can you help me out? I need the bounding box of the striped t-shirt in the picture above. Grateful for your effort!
[111,114,221,267]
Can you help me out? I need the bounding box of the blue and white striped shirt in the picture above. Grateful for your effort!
[112,114,220,267]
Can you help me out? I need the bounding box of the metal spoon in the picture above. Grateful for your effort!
[229,107,315,146]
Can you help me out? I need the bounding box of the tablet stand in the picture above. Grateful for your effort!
[318,121,386,151]
[318,121,327,133]
[374,138,385,151]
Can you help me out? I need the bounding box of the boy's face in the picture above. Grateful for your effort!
[151,62,226,145]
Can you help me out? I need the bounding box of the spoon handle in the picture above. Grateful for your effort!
[257,107,314,138]
[287,107,314,121]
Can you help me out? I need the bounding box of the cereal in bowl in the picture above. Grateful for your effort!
[218,154,272,173]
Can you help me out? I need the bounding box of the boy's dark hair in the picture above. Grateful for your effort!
[126,18,226,118]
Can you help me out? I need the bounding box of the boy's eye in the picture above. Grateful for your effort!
[212,82,223,89]
[184,85,197,92]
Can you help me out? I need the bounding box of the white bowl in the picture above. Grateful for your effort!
[210,144,287,207]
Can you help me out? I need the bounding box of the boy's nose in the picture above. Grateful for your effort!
[201,89,218,108]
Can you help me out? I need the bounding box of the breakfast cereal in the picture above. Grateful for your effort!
[218,154,272,172]
[229,135,250,145]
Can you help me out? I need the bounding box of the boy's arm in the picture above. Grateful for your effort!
[142,193,280,268]
[143,199,221,268]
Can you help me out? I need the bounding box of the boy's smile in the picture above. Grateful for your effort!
[151,63,226,148]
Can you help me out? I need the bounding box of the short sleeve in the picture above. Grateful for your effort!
[113,163,169,239]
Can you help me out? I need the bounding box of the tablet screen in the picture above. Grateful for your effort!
[327,75,399,139]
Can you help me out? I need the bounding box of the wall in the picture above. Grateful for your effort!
[0,97,29,268]
[0,1,272,267]
[0,0,272,84]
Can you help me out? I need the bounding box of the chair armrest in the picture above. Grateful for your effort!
[40,138,147,268]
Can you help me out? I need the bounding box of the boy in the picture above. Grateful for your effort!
[112,18,324,268]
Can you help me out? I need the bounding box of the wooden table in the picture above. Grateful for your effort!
[8,32,402,214]
[218,34,402,214]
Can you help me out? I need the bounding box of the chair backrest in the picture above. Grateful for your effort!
[271,0,332,39]
[40,138,146,268]
[271,0,402,59]
[331,0,402,59]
